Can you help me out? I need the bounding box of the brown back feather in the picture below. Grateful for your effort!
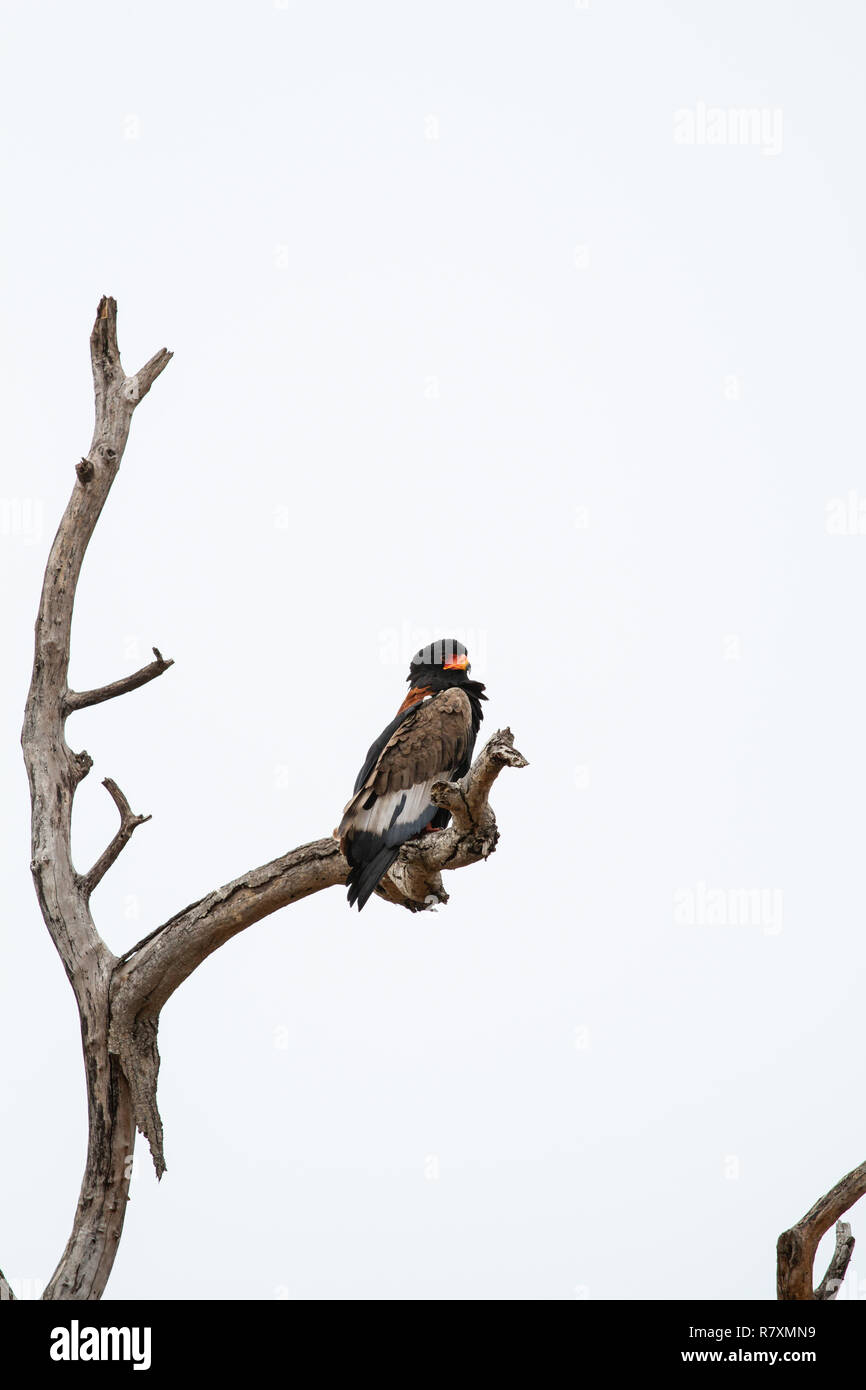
[340,687,472,830]
[369,688,471,794]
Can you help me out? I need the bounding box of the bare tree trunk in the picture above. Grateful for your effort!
[9,298,527,1300]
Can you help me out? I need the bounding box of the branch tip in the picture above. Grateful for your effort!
[91,296,120,369]
[65,649,174,713]
[816,1221,855,1301]
[127,347,173,403]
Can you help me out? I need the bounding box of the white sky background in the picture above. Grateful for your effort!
[2,0,865,1301]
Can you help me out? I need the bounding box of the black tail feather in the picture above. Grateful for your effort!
[346,844,401,911]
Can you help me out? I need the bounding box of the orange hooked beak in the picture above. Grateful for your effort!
[443,653,469,670]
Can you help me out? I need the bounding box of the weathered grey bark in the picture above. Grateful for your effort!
[814,1222,855,1301]
[376,729,528,908]
[18,299,172,1300]
[10,298,527,1300]
[777,1161,866,1299]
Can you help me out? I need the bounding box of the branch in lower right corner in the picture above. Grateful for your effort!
[815,1222,855,1301]
[777,1158,866,1299]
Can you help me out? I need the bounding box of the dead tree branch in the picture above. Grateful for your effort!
[10,297,525,1299]
[814,1222,855,1302]
[80,778,152,898]
[64,648,173,713]
[777,1160,866,1299]
[377,728,528,909]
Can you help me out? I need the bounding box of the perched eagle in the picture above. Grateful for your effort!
[338,639,487,910]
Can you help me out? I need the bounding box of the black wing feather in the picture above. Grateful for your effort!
[352,704,421,793]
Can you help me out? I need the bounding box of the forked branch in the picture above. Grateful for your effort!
[378,728,528,909]
[80,778,152,897]
[777,1159,866,1299]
